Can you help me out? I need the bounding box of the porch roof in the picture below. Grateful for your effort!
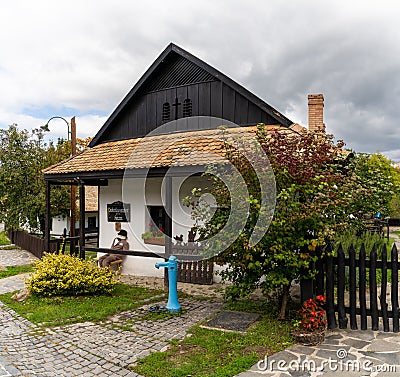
[43,125,283,179]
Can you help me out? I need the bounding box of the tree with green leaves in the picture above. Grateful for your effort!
[187,125,384,318]
[0,124,71,233]
[352,152,400,217]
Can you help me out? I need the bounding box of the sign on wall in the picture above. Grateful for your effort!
[107,201,130,222]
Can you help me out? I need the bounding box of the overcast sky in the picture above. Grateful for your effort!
[1,1,399,160]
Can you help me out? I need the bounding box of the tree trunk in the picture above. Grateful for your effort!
[278,284,290,320]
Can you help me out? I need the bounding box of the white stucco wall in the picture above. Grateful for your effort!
[98,176,216,279]
[99,178,164,277]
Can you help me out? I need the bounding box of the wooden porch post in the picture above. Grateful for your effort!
[164,175,173,288]
[79,181,86,259]
[69,117,77,254]
[165,175,173,257]
[44,180,51,251]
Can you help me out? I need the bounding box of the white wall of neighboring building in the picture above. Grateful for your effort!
[98,176,215,279]
[51,213,98,236]
[51,215,68,235]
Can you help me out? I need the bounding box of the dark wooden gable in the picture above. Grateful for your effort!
[90,43,292,147]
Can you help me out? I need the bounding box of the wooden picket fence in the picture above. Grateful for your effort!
[7,229,98,259]
[316,243,399,332]
[172,243,214,285]
[7,229,59,258]
[177,260,214,285]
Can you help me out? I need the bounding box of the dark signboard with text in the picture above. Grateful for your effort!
[107,201,130,222]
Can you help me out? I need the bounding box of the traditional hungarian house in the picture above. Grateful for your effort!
[43,43,323,283]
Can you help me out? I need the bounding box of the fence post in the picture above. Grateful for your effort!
[359,244,367,330]
[391,243,399,332]
[369,245,379,331]
[326,248,337,329]
[349,244,358,330]
[78,182,86,260]
[380,243,389,332]
[337,245,348,329]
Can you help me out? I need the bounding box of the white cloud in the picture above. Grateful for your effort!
[0,0,399,159]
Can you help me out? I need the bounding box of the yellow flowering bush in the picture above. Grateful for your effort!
[26,253,117,297]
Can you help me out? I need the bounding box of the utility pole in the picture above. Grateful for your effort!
[70,117,77,254]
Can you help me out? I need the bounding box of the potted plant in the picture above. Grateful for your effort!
[141,223,166,246]
[293,295,327,346]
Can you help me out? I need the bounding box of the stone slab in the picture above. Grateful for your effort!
[204,310,261,332]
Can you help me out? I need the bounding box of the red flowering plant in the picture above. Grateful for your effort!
[293,295,327,334]
[141,222,165,240]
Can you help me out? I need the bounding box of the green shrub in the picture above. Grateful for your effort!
[334,229,387,257]
[26,253,117,297]
[0,231,10,245]
[390,193,400,217]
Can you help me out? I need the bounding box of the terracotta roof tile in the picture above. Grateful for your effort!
[43,125,282,176]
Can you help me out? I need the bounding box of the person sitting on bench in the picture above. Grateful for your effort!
[98,229,129,267]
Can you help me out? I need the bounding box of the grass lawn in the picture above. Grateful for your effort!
[0,265,33,279]
[0,231,10,245]
[0,283,165,327]
[0,278,295,376]
[133,299,294,377]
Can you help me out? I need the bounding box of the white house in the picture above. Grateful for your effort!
[43,43,307,284]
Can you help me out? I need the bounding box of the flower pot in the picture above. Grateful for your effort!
[293,330,325,346]
[143,237,165,246]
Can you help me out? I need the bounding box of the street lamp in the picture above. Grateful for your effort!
[43,116,71,141]
[45,116,77,252]
[44,116,76,155]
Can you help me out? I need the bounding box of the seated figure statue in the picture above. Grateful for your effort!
[98,229,129,267]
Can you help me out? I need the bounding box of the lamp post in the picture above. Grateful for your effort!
[44,116,77,252]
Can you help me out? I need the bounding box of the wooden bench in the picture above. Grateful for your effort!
[109,259,123,275]
[93,257,123,275]
[361,216,389,240]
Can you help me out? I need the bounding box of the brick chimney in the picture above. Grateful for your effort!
[308,94,325,133]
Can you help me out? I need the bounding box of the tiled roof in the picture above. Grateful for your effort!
[43,125,282,176]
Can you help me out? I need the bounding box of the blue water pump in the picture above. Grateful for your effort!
[155,255,181,312]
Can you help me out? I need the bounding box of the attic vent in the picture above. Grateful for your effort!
[183,98,192,117]
[162,102,170,122]
[144,55,216,93]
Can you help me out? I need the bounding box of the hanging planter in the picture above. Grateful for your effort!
[143,237,165,246]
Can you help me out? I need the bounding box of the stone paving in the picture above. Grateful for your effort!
[0,247,38,267]
[236,329,400,377]
[2,241,400,376]
[0,246,223,376]
[0,246,38,295]
[0,273,30,294]
[0,298,222,376]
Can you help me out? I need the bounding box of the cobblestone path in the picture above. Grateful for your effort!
[0,299,222,377]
